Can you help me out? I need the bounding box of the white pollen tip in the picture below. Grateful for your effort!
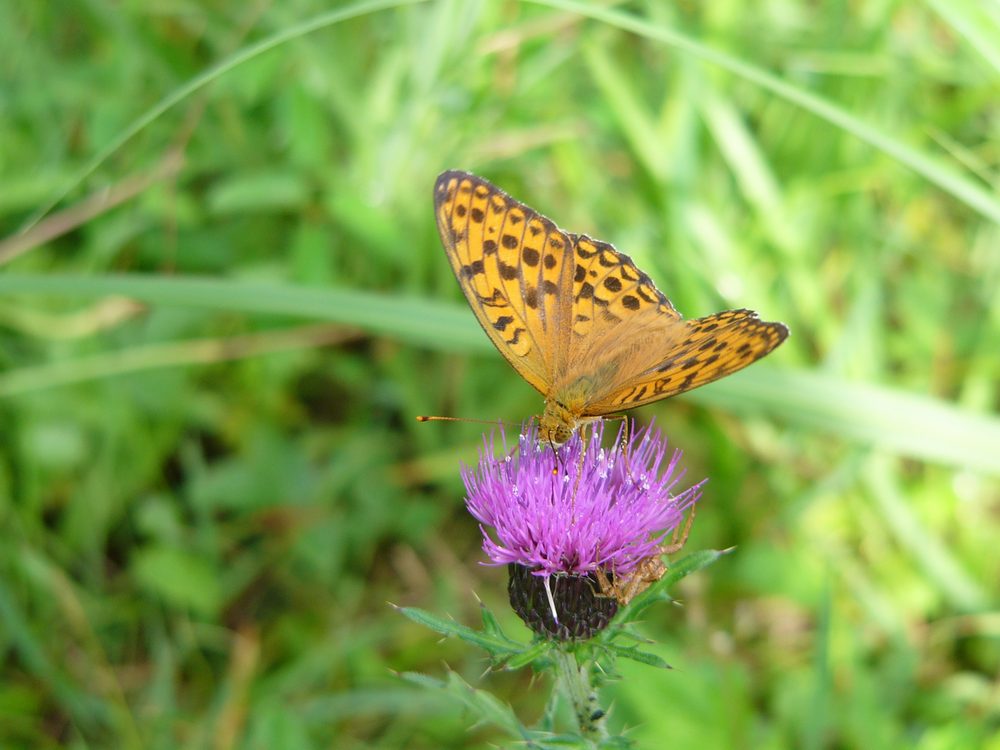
[543,575,559,624]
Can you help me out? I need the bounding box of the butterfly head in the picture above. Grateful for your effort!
[540,400,577,448]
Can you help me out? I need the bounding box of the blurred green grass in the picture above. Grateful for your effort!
[1,1,998,748]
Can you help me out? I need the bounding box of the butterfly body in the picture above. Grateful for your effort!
[434,170,788,445]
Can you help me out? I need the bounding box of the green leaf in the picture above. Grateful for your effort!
[478,601,516,644]
[132,546,223,617]
[503,641,554,671]
[395,606,522,658]
[207,171,310,214]
[606,644,672,670]
[398,670,532,740]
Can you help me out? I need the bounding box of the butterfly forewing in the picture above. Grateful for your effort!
[434,171,576,395]
[568,235,680,340]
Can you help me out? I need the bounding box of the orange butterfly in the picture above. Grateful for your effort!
[434,171,788,445]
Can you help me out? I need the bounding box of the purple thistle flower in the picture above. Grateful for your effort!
[463,420,704,639]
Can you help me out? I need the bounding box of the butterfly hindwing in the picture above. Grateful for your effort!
[584,309,790,414]
[434,171,575,395]
[550,235,692,413]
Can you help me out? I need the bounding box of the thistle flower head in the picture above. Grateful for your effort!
[463,420,704,639]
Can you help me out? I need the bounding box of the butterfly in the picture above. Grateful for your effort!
[433,170,789,446]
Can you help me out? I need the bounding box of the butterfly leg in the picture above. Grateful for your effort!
[599,507,697,605]
[595,555,667,606]
[594,565,613,598]
[611,416,642,489]
[621,556,667,605]
[569,422,593,509]
[662,504,697,556]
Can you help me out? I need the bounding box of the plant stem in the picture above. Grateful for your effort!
[554,647,608,743]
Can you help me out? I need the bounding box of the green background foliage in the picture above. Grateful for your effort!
[1,1,998,747]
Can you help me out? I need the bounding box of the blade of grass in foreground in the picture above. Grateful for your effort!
[924,0,1000,77]
[2,273,998,476]
[686,368,1000,478]
[0,324,363,396]
[0,273,483,352]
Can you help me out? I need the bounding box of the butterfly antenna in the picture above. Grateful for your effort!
[548,439,566,476]
[532,415,565,474]
[415,415,515,428]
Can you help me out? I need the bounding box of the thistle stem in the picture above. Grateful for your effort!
[554,647,607,743]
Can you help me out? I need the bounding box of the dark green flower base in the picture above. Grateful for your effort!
[507,564,618,641]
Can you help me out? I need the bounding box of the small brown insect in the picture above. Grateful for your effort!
[594,507,696,606]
